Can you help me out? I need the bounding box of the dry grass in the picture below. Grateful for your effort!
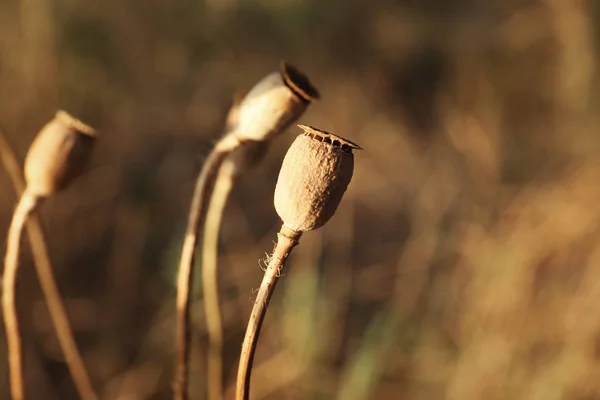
[0,0,599,399]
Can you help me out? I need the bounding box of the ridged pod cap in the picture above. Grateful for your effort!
[232,62,319,142]
[274,125,360,232]
[24,110,97,198]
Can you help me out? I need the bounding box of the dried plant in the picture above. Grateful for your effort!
[235,125,359,400]
[0,126,98,400]
[2,111,97,400]
[175,61,319,400]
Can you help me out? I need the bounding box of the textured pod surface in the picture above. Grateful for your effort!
[234,62,319,142]
[24,111,97,197]
[274,126,358,232]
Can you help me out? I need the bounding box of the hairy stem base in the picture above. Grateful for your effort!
[235,225,302,400]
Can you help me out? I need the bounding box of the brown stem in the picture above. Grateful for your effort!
[235,225,302,400]
[202,160,236,400]
[0,128,98,400]
[174,135,240,400]
[3,191,38,400]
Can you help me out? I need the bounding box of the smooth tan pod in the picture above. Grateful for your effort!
[24,111,97,198]
[232,62,319,142]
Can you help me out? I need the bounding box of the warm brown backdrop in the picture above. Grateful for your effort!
[1,0,599,399]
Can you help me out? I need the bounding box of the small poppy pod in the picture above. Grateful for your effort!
[274,125,360,232]
[232,62,319,142]
[24,110,97,198]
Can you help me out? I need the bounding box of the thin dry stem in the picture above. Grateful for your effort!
[0,128,98,400]
[175,135,240,400]
[225,351,302,399]
[235,225,302,400]
[202,159,236,400]
[3,191,38,400]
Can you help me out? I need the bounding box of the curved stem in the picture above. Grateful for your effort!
[202,160,236,400]
[235,225,302,400]
[0,128,98,400]
[3,191,38,400]
[175,135,239,400]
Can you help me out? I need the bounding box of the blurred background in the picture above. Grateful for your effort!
[0,0,599,399]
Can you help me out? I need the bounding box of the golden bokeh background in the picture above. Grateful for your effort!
[0,0,599,399]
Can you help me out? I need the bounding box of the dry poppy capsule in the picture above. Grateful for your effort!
[232,61,320,142]
[274,125,360,232]
[24,110,97,198]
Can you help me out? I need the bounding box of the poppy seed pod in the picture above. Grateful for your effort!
[24,110,97,198]
[232,62,319,142]
[274,125,360,232]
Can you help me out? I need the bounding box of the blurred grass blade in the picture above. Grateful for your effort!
[337,307,399,400]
